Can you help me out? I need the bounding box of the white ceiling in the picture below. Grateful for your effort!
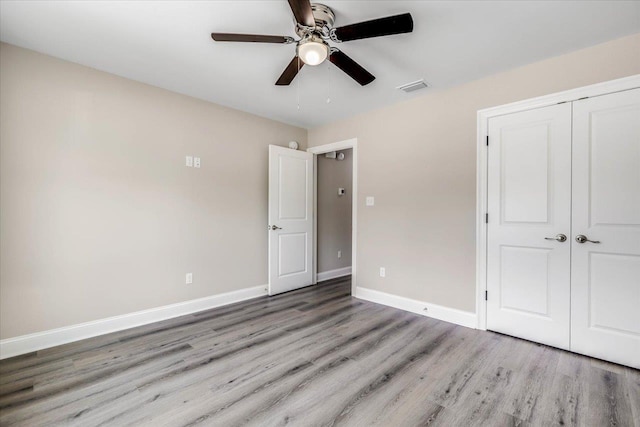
[1,1,639,128]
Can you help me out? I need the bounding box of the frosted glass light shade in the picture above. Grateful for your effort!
[297,41,329,66]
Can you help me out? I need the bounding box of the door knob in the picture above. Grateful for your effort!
[575,234,600,244]
[269,225,282,231]
[545,234,567,242]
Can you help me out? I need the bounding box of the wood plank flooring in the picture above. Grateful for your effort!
[1,277,638,426]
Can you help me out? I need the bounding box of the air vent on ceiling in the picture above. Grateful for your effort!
[396,79,429,93]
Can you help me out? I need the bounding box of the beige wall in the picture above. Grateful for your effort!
[317,149,352,274]
[1,32,639,339]
[308,33,640,312]
[0,43,307,339]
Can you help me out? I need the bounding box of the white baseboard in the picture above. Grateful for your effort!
[317,266,352,282]
[0,285,268,360]
[354,287,477,329]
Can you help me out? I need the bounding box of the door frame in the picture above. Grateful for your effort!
[476,74,640,330]
[307,138,358,295]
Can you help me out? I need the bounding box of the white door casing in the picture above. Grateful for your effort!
[268,145,314,295]
[570,88,640,368]
[486,103,572,350]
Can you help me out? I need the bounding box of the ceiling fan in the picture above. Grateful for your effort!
[211,0,414,86]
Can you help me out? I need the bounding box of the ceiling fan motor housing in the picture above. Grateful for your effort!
[295,3,335,37]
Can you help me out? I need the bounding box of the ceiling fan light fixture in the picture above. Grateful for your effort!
[211,1,415,86]
[297,36,329,66]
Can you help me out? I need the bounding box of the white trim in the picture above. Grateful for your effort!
[317,266,352,282]
[308,138,358,295]
[475,74,640,331]
[355,287,477,329]
[478,74,640,119]
[0,285,268,360]
[312,153,318,284]
[307,138,358,154]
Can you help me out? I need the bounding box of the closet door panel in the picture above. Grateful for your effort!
[571,88,640,369]
[486,103,572,350]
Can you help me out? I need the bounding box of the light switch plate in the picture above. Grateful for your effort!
[194,157,201,168]
[186,156,193,167]
[366,196,375,206]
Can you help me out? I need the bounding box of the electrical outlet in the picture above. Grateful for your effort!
[194,157,201,168]
[338,250,342,259]
[366,196,375,206]
[379,267,386,277]
[186,273,193,284]
[186,156,193,167]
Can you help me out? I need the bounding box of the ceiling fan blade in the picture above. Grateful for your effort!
[329,50,375,86]
[276,56,304,86]
[332,13,413,42]
[287,0,315,28]
[211,33,293,43]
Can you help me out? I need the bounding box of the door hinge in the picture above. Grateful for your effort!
[485,213,489,223]
[486,135,489,146]
[485,290,488,301]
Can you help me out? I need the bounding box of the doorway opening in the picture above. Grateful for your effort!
[308,139,358,294]
[316,148,353,286]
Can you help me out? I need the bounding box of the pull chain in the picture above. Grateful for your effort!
[296,55,301,111]
[326,61,332,104]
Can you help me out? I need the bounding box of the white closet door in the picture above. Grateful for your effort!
[486,103,572,349]
[571,88,640,368]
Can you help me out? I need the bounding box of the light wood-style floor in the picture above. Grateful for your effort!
[1,277,638,426]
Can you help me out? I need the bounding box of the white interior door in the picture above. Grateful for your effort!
[268,145,313,296]
[486,103,572,350]
[570,88,640,368]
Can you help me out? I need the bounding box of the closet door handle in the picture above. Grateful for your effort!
[545,234,567,242]
[575,234,600,244]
